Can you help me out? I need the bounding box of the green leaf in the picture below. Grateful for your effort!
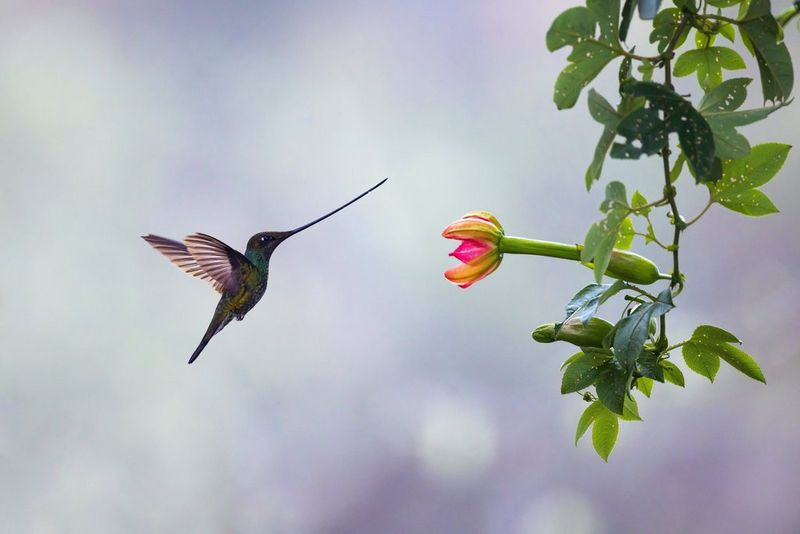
[592,404,620,461]
[575,400,605,445]
[548,1,622,109]
[631,190,651,216]
[620,394,642,421]
[721,189,778,216]
[719,23,736,43]
[602,178,627,210]
[582,181,629,283]
[683,342,721,382]
[702,95,785,159]
[740,0,794,102]
[660,360,686,387]
[636,376,653,397]
[683,324,766,383]
[695,29,716,48]
[613,81,717,182]
[561,351,585,371]
[674,47,746,91]
[670,152,685,183]
[596,361,628,415]
[615,217,635,249]
[650,8,689,53]
[698,78,752,113]
[586,91,645,189]
[707,0,743,7]
[562,351,610,393]
[692,325,740,344]
[585,90,622,189]
[613,289,674,370]
[709,143,790,216]
[588,88,620,127]
[619,0,637,42]
[638,59,655,81]
[555,46,620,110]
[564,282,625,325]
[636,349,665,381]
[587,129,618,189]
[717,343,766,383]
[546,7,598,50]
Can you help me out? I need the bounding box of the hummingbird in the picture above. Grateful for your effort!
[143,178,387,364]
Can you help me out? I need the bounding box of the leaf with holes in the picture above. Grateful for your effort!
[739,0,794,102]
[612,81,718,182]
[682,325,766,383]
[708,143,790,216]
[674,47,746,91]
[650,8,689,53]
[547,1,622,109]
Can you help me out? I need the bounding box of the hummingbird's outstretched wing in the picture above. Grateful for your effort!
[142,233,250,294]
[184,233,251,293]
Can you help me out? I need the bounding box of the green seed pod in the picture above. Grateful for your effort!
[532,317,614,348]
[605,249,664,285]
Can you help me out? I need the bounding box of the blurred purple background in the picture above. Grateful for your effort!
[1,1,799,532]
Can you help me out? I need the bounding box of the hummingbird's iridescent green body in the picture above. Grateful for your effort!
[143,179,386,364]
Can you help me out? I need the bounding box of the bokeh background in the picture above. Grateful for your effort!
[2,1,799,533]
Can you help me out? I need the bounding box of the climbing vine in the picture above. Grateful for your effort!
[443,0,795,460]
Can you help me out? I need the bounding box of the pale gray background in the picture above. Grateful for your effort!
[1,1,798,533]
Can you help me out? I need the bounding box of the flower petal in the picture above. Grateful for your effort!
[449,238,494,264]
[462,211,503,230]
[444,253,502,288]
[442,217,502,240]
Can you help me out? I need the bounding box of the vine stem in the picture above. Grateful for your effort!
[655,14,690,351]
[685,197,713,227]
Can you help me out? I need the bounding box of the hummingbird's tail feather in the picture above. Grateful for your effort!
[188,311,231,364]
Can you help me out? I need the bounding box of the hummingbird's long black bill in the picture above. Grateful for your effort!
[287,178,388,236]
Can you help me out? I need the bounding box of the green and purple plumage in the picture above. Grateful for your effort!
[143,179,386,364]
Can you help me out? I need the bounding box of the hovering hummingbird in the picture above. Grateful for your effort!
[143,178,387,364]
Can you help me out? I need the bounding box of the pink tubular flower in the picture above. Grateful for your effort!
[442,211,504,288]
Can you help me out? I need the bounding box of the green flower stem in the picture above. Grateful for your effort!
[500,236,581,260]
[499,236,671,285]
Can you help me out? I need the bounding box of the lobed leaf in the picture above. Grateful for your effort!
[650,8,688,53]
[683,324,766,383]
[698,78,752,113]
[613,81,718,182]
[708,143,790,216]
[548,1,622,109]
[673,47,746,91]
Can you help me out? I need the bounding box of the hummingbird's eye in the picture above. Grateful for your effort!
[260,236,267,242]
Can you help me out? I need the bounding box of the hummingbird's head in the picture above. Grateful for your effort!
[247,231,292,254]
